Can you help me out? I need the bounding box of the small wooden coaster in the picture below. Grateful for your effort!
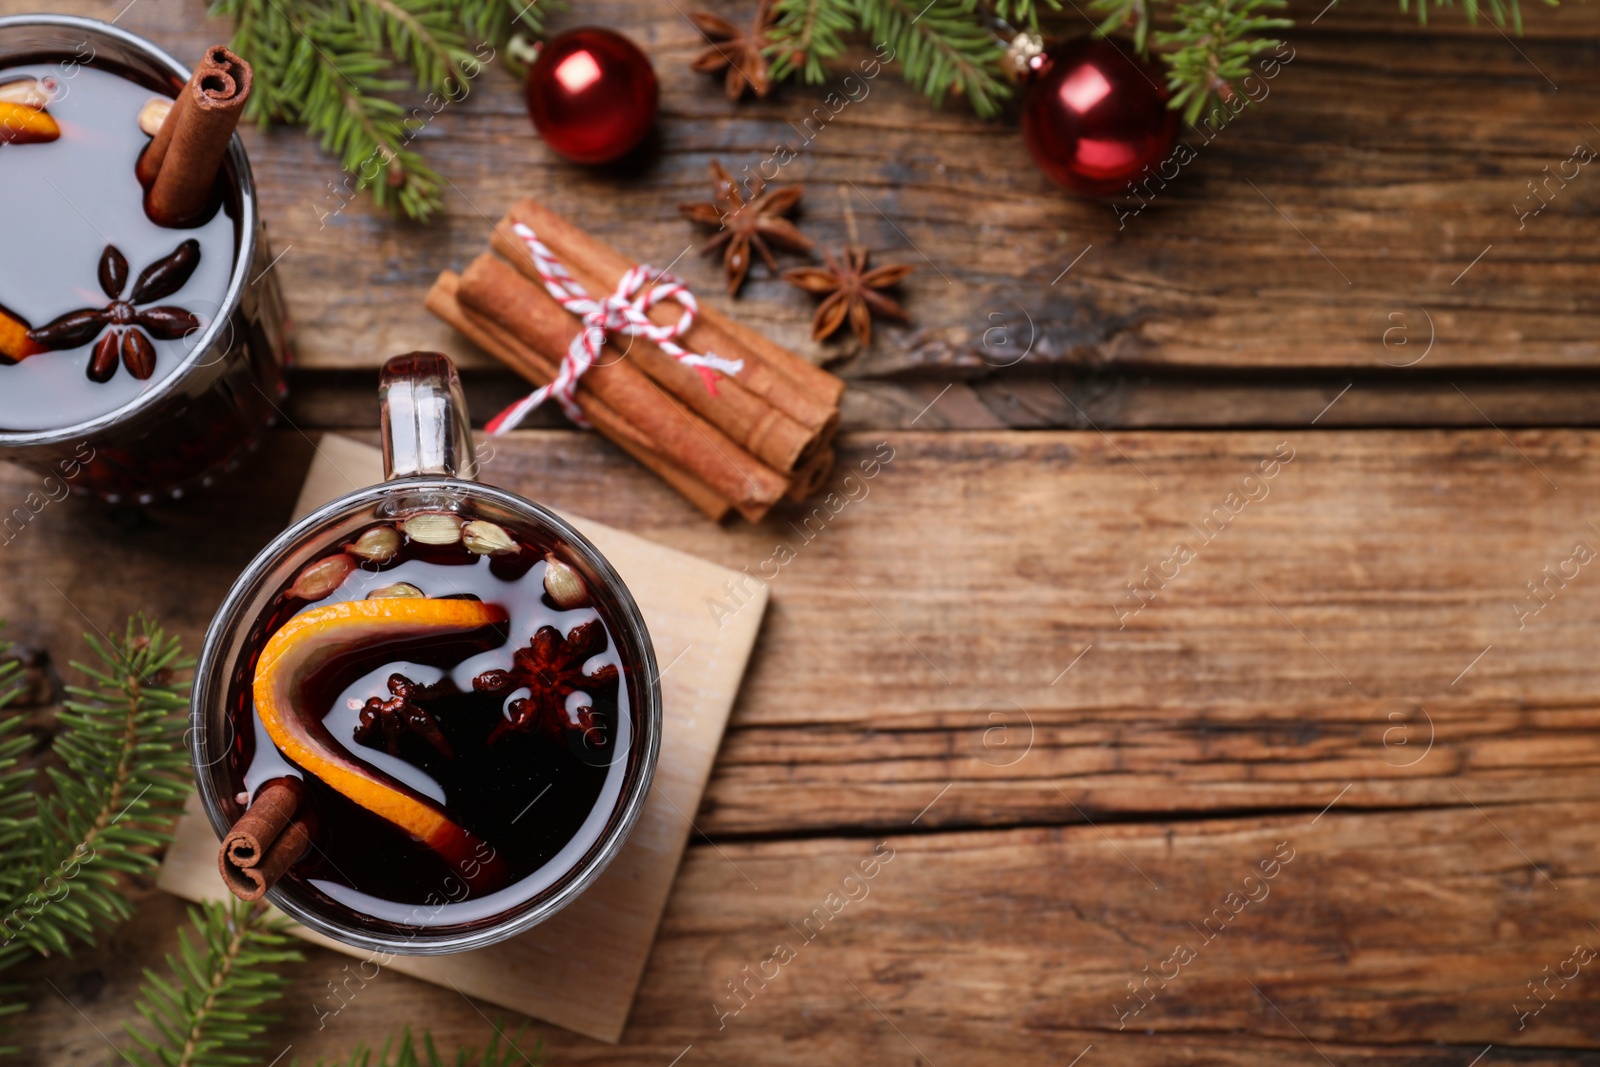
[158,434,766,1043]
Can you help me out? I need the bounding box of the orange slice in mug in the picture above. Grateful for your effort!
[253,598,511,890]
[0,100,59,144]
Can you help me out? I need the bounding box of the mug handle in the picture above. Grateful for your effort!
[379,352,477,481]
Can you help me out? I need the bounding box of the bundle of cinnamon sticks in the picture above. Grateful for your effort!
[426,199,845,522]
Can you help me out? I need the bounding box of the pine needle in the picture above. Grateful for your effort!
[0,617,192,1049]
[119,899,303,1067]
[209,0,554,222]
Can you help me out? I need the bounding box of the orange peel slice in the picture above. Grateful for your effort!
[0,101,60,144]
[0,302,44,364]
[254,598,512,890]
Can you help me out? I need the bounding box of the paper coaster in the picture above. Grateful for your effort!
[158,434,766,1043]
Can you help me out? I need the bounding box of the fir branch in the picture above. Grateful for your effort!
[1088,0,1152,52]
[855,0,1013,117]
[990,0,1061,29]
[0,618,191,1052]
[317,1024,543,1067]
[1154,0,1291,123]
[119,899,302,1067]
[4,617,191,959]
[344,0,478,94]
[209,0,551,222]
[767,0,858,83]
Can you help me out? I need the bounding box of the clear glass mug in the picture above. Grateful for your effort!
[190,353,661,954]
[0,16,290,504]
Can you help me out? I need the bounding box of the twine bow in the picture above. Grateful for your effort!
[486,222,743,435]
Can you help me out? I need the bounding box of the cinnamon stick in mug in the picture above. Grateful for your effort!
[219,775,313,901]
[139,45,252,226]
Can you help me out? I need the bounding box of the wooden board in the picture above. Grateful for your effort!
[34,0,1597,381]
[155,434,768,1043]
[6,427,1600,1063]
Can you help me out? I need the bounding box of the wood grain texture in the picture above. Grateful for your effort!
[20,806,1600,1063]
[7,0,1600,1059]
[14,0,1599,386]
[6,427,1600,1060]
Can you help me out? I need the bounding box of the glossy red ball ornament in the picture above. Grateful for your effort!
[525,27,659,164]
[1020,37,1178,197]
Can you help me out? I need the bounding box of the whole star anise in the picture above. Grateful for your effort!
[688,9,771,101]
[353,672,454,759]
[784,246,915,346]
[27,239,202,382]
[473,621,618,746]
[679,159,812,295]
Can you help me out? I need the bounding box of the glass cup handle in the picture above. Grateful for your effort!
[379,352,478,481]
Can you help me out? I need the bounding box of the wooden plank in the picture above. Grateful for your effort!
[20,804,1600,1061]
[7,428,1600,843]
[18,0,1599,379]
[282,368,1600,432]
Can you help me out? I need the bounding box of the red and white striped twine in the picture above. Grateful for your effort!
[486,222,743,435]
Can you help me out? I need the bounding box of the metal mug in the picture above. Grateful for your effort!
[0,15,290,505]
[189,353,661,954]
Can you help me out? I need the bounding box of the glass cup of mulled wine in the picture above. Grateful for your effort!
[0,16,289,505]
[190,353,661,954]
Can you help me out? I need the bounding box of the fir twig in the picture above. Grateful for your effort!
[18,618,192,956]
[209,0,553,222]
[856,0,1012,117]
[1153,0,1291,123]
[316,1024,543,1067]
[767,0,858,83]
[0,618,192,1050]
[119,899,303,1067]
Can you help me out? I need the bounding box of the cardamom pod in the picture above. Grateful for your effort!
[137,96,171,136]
[463,520,521,557]
[0,78,54,109]
[368,583,424,600]
[347,525,401,563]
[404,513,464,545]
[291,554,355,600]
[543,554,588,609]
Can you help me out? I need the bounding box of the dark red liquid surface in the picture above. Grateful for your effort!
[225,512,639,930]
[0,60,237,432]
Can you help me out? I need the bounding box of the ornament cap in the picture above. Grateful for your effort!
[1004,31,1046,81]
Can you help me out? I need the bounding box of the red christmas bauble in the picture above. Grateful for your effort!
[525,27,659,164]
[1020,37,1178,197]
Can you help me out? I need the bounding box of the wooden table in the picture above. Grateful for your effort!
[12,0,1600,1061]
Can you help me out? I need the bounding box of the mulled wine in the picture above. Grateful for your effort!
[0,18,288,503]
[0,61,236,428]
[219,505,646,932]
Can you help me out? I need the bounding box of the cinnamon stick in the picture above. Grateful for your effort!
[457,254,789,518]
[426,272,735,522]
[483,226,820,473]
[496,202,844,432]
[139,45,252,226]
[786,446,835,502]
[219,776,313,901]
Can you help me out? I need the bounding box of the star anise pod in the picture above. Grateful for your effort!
[688,10,771,101]
[473,621,618,746]
[26,239,202,383]
[679,159,812,295]
[784,246,915,346]
[353,672,455,759]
